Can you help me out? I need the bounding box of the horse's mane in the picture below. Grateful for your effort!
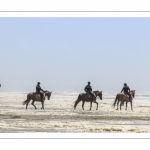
[44,90,52,93]
[94,90,102,94]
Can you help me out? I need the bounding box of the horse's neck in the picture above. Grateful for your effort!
[96,92,101,97]
[132,93,134,97]
[130,91,134,97]
[45,92,48,97]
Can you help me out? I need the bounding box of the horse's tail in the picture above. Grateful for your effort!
[23,94,30,105]
[112,94,118,107]
[74,94,82,110]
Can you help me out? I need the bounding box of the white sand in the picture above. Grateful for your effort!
[0,92,150,133]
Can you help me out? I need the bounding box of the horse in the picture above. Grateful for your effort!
[23,90,52,110]
[74,90,102,110]
[113,90,135,111]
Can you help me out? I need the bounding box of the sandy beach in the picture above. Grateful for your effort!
[0,92,150,133]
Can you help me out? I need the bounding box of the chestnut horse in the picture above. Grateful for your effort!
[74,90,102,110]
[23,90,52,110]
[113,90,135,110]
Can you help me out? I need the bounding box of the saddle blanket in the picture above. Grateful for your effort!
[126,94,129,98]
[88,94,91,98]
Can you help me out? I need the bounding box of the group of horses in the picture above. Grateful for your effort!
[22,90,135,111]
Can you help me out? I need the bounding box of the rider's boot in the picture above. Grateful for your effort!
[41,95,44,102]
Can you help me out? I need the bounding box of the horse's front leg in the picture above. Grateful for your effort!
[94,101,98,110]
[31,101,36,109]
[125,102,127,110]
[41,101,44,110]
[90,101,92,111]
[131,101,133,111]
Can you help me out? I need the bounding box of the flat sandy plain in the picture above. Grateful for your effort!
[0,92,150,133]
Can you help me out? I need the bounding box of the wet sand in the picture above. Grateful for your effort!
[0,92,150,133]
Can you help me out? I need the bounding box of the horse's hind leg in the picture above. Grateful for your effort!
[26,101,30,109]
[25,98,31,109]
[120,103,122,110]
[82,101,85,110]
[31,101,36,109]
[26,102,29,109]
[116,101,119,110]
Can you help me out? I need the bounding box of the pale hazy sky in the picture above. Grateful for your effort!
[0,18,150,92]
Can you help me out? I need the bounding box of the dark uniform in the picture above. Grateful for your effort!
[121,85,131,100]
[36,84,44,100]
[84,84,94,100]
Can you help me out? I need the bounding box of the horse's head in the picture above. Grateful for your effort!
[94,90,102,100]
[44,90,52,100]
[130,90,135,98]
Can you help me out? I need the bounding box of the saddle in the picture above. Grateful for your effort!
[124,93,132,101]
[88,94,91,98]
[34,92,44,101]
[86,93,92,98]
[34,92,40,97]
[86,93,96,102]
[125,94,129,98]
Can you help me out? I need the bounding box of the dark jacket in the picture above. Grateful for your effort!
[121,86,130,93]
[36,85,44,94]
[84,85,92,93]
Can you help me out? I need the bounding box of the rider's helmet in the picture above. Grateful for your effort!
[124,83,127,86]
[88,81,91,84]
[37,82,40,85]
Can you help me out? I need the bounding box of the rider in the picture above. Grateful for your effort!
[36,82,45,101]
[121,83,131,101]
[84,82,94,101]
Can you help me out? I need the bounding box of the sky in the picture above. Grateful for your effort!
[0,18,150,92]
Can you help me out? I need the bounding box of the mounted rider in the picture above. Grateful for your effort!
[121,83,131,101]
[84,82,94,101]
[36,82,45,101]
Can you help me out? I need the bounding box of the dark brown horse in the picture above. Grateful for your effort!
[113,90,135,111]
[23,90,52,110]
[74,90,102,110]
